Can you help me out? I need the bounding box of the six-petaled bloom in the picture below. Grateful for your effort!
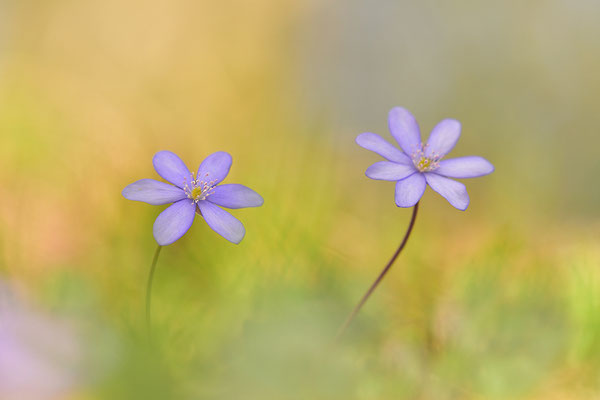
[123,151,263,245]
[356,107,494,210]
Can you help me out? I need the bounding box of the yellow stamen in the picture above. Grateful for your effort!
[418,157,431,170]
[191,187,203,199]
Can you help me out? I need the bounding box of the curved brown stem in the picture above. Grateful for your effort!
[336,202,419,341]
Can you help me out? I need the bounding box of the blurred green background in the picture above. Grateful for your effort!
[1,0,599,399]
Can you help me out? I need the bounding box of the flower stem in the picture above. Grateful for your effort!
[146,244,162,335]
[336,202,419,341]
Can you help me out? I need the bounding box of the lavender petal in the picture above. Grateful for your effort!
[356,132,411,164]
[394,173,426,207]
[436,156,494,178]
[425,173,470,210]
[207,184,264,209]
[366,161,416,181]
[153,151,192,188]
[122,179,186,205]
[197,201,245,244]
[388,107,422,155]
[153,199,196,245]
[196,152,232,186]
[425,119,461,158]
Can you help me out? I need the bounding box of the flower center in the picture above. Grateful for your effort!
[411,143,442,172]
[183,172,217,203]
[190,187,204,199]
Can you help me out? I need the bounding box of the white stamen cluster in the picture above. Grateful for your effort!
[411,143,442,173]
[183,172,217,203]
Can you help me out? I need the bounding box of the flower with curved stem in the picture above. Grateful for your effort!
[123,151,264,245]
[337,107,494,340]
[356,107,494,210]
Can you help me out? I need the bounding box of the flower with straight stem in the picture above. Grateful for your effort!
[337,107,494,339]
[122,150,263,333]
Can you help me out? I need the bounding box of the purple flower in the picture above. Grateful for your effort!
[123,151,263,245]
[356,107,494,210]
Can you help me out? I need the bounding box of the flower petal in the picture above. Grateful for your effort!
[153,199,196,245]
[197,201,245,244]
[197,152,232,186]
[436,156,494,178]
[366,161,416,181]
[388,107,422,155]
[425,119,461,158]
[395,173,426,207]
[207,184,264,209]
[153,151,192,188]
[122,179,186,205]
[356,132,411,164]
[425,173,470,210]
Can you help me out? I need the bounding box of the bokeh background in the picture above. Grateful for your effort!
[1,0,599,399]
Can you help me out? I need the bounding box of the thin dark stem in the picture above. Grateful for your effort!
[336,202,419,341]
[146,244,162,336]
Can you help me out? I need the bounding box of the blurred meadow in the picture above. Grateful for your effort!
[1,0,600,398]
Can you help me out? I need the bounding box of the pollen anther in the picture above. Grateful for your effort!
[183,171,217,202]
[411,143,442,172]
